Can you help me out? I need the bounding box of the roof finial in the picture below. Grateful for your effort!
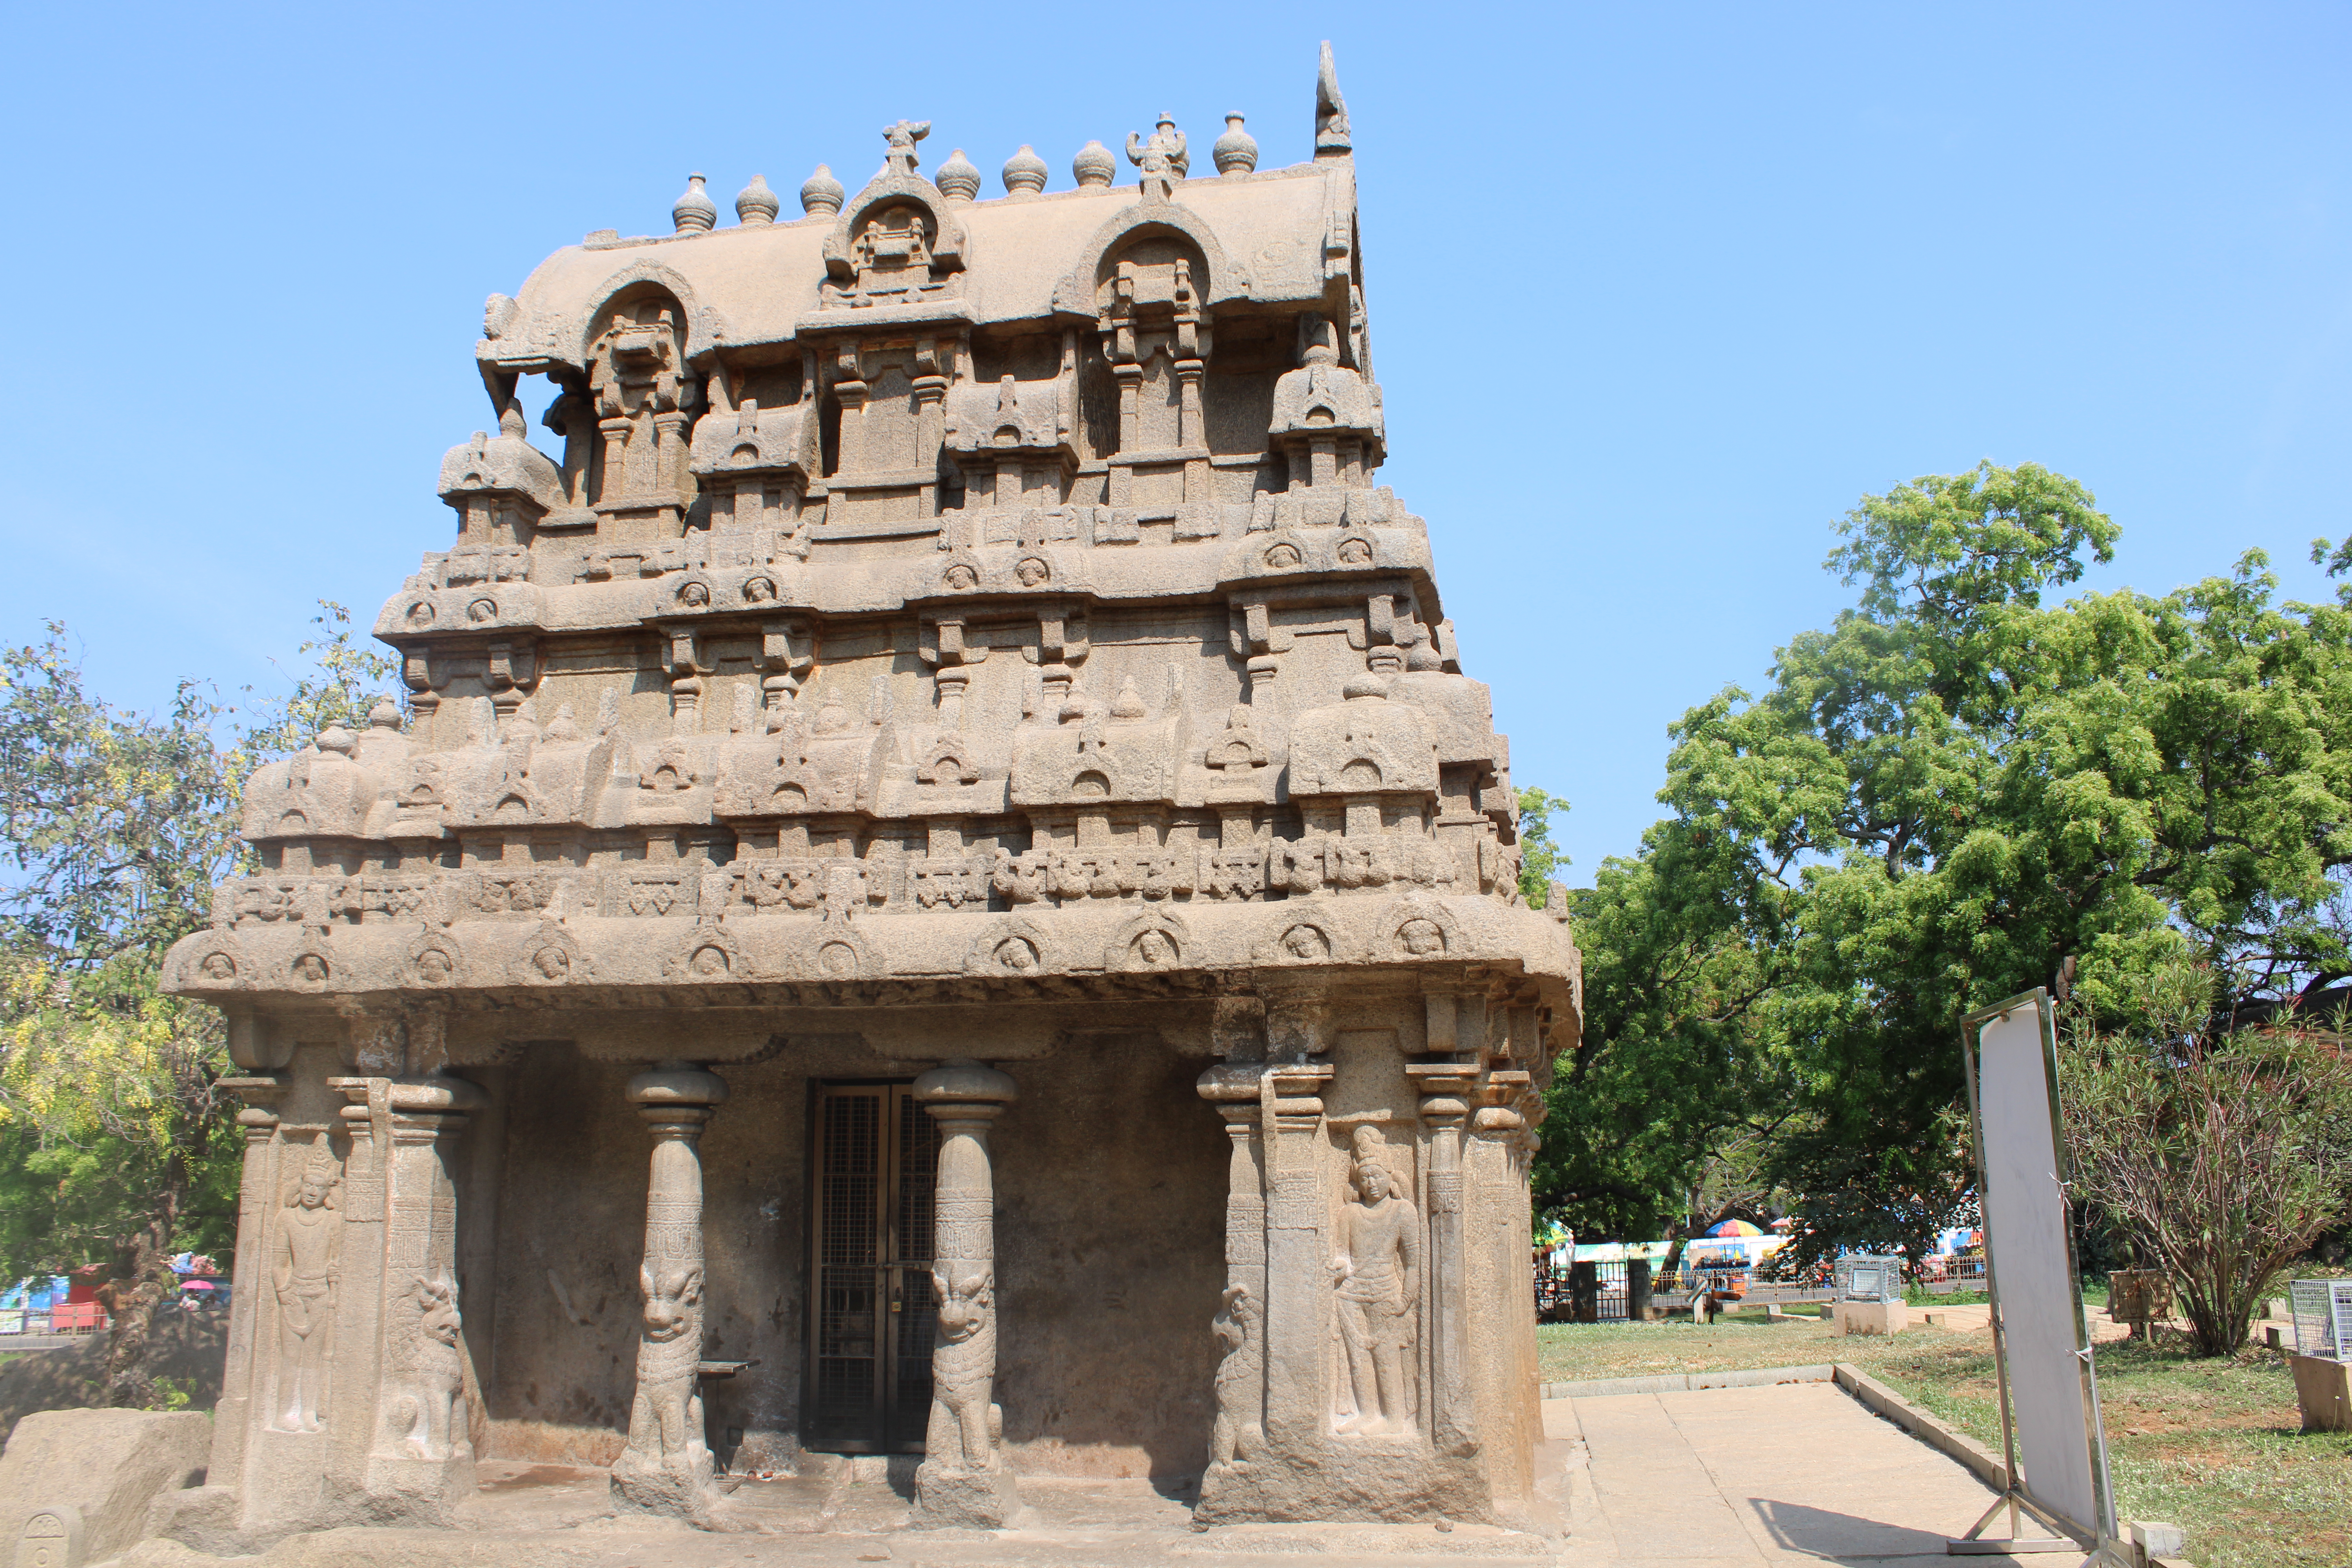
[735,173,779,226]
[1125,114,1189,203]
[1316,41,1351,157]
[1214,113,1258,176]
[672,172,717,234]
[882,119,931,178]
[800,164,844,218]
[1002,145,1049,197]
[936,147,981,202]
[1072,139,1116,189]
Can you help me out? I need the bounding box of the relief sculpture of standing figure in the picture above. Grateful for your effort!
[1330,1124,1419,1436]
[272,1144,342,1432]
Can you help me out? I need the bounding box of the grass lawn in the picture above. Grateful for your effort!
[1537,1313,2350,1568]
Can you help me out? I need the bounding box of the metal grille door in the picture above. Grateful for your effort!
[808,1083,942,1452]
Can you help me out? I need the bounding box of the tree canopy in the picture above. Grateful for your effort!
[0,606,392,1404]
[1539,462,2352,1263]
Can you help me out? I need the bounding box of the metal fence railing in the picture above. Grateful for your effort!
[0,1302,109,1335]
[1540,1251,1994,1321]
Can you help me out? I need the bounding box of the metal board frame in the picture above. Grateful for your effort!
[1953,988,2119,1559]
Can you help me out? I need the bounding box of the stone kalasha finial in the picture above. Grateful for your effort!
[1002,144,1048,196]
[368,697,403,731]
[672,173,717,234]
[936,147,981,203]
[801,164,845,217]
[882,118,931,177]
[1213,113,1258,176]
[735,173,779,226]
[1072,139,1116,189]
[1126,114,1190,202]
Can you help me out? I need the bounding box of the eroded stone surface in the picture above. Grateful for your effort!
[162,41,1578,1546]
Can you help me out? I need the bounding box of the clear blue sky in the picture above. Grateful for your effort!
[2,3,2345,878]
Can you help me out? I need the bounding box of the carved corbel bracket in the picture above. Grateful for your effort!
[919,616,994,670]
[485,640,539,711]
[1020,605,1090,670]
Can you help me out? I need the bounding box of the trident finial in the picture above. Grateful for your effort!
[882,119,931,177]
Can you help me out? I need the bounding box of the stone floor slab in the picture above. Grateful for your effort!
[1561,1381,2007,1564]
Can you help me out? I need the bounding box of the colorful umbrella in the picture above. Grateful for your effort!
[1706,1219,1764,1237]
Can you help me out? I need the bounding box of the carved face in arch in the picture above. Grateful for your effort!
[995,936,1039,972]
[406,600,436,628]
[416,947,456,985]
[743,575,777,604]
[292,953,329,986]
[690,945,730,977]
[818,940,858,977]
[1337,537,1373,565]
[1397,918,1445,957]
[467,597,497,623]
[1015,557,1051,588]
[679,581,710,608]
[200,952,236,981]
[1264,543,1301,570]
[1135,930,1176,967]
[943,563,978,592]
[532,946,570,981]
[1281,924,1330,961]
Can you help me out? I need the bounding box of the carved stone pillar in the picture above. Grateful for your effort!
[327,1069,484,1522]
[1407,1060,1479,1457]
[1259,1057,1333,1451]
[1195,1064,1266,1486]
[611,1061,728,1522]
[209,1075,287,1493]
[911,1060,1020,1528]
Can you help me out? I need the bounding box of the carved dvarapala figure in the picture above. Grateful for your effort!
[626,1260,708,1467]
[271,1144,341,1433]
[1209,1283,1261,1467]
[926,1265,1004,1469]
[1330,1125,1421,1436]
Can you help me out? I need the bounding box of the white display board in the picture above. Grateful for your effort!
[1963,990,2114,1545]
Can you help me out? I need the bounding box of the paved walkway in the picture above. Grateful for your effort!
[1550,1383,2007,1565]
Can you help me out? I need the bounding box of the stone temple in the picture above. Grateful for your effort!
[161,44,1581,1543]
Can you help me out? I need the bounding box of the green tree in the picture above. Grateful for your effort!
[0,604,393,1405]
[1515,787,1568,907]
[1540,462,2352,1270]
[2059,960,2352,1355]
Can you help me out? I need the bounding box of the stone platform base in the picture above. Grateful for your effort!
[913,1460,1021,1528]
[1192,1443,1494,1526]
[115,1465,1563,1568]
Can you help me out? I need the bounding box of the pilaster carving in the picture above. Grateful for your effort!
[1406,1057,1479,1456]
[209,1075,286,1493]
[911,1060,1020,1528]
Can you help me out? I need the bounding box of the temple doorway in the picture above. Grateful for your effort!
[804,1081,944,1453]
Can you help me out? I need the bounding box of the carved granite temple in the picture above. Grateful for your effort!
[162,45,1581,1540]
